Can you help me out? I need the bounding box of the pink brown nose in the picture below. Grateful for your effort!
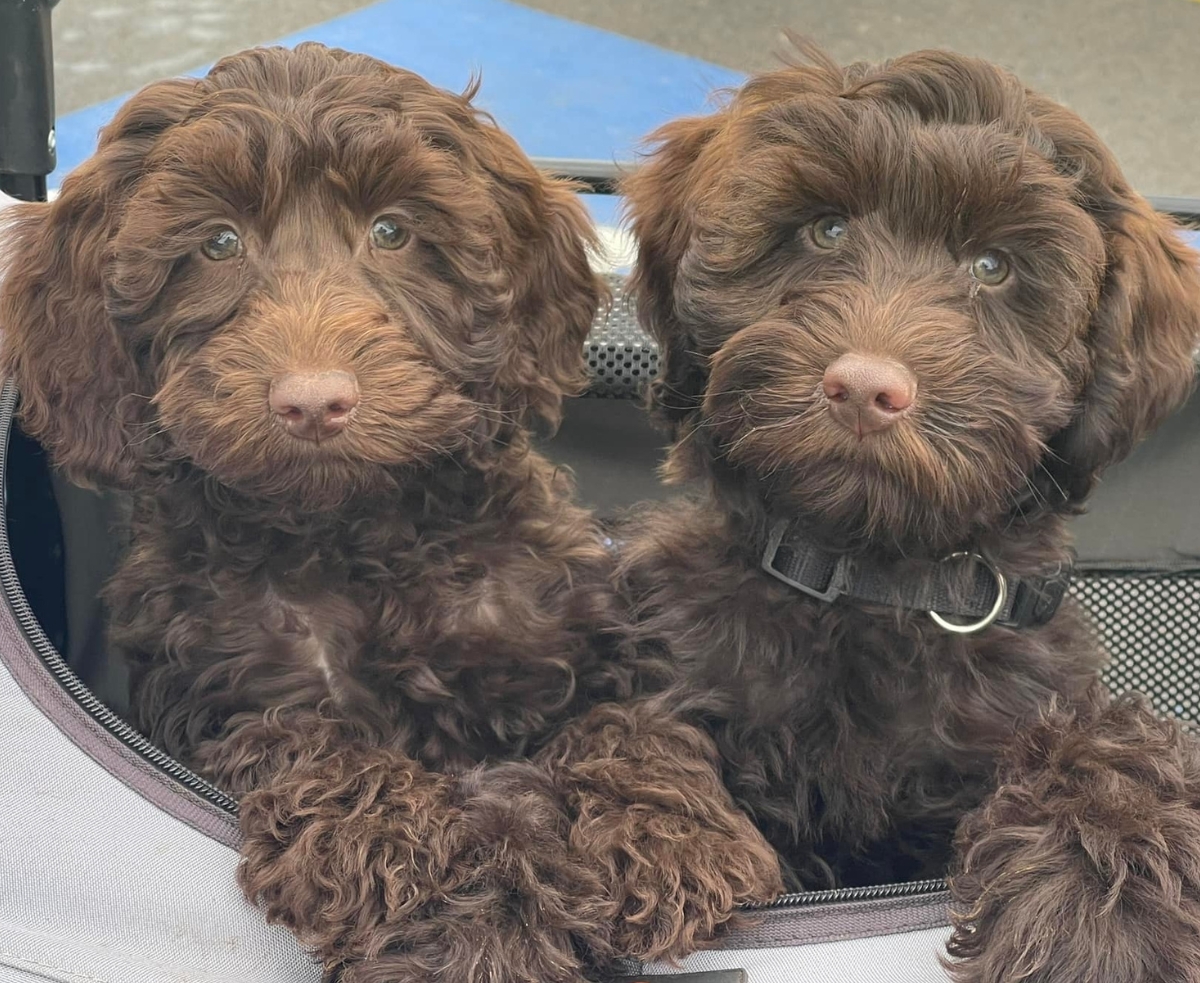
[269,370,360,441]
[822,353,917,437]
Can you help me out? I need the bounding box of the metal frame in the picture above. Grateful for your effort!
[532,157,625,196]
[0,0,58,204]
[0,0,68,664]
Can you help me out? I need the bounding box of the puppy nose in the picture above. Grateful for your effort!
[269,370,359,441]
[822,354,917,436]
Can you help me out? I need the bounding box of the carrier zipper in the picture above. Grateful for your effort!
[0,380,240,816]
[748,877,948,910]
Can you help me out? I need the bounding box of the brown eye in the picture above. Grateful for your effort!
[200,228,242,261]
[808,215,848,249]
[370,217,410,250]
[969,250,1010,285]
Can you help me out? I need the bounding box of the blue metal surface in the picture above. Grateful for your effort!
[49,0,744,188]
[46,0,1199,250]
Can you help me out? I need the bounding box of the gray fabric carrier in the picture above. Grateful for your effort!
[0,269,1198,983]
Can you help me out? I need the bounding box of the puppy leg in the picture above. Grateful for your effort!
[237,726,455,972]
[543,700,784,964]
[948,694,1200,983]
[240,733,613,983]
[330,760,617,983]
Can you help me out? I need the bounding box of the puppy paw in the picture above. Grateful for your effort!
[237,740,455,965]
[317,760,609,983]
[550,704,784,963]
[440,760,619,972]
[585,798,782,963]
[947,694,1200,983]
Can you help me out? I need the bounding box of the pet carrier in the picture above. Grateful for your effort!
[2,7,1198,980]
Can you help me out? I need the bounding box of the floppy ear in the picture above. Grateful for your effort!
[468,118,605,433]
[1030,101,1200,508]
[622,113,722,434]
[0,79,200,488]
[505,166,604,431]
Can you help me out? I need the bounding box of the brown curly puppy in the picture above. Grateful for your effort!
[618,42,1200,981]
[0,44,780,983]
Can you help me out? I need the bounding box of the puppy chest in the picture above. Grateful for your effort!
[258,589,368,701]
[703,613,977,785]
[254,572,586,733]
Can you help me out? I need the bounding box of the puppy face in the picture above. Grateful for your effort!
[625,47,1200,550]
[1,44,600,508]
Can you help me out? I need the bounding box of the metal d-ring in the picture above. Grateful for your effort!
[929,552,1007,634]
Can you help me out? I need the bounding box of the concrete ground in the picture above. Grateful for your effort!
[49,0,1200,198]
[516,0,1200,199]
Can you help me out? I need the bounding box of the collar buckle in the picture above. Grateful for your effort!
[761,520,852,602]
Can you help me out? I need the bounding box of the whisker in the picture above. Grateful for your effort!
[123,426,170,449]
[1035,460,1068,503]
[723,406,822,454]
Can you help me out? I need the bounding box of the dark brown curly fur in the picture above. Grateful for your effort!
[619,41,1200,979]
[542,698,783,961]
[948,695,1200,982]
[0,43,781,983]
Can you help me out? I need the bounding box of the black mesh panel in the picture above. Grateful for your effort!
[1073,573,1200,724]
[585,274,658,398]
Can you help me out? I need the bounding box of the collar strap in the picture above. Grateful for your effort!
[760,520,1072,633]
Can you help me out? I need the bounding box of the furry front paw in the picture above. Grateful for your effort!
[552,705,784,963]
[948,695,1200,983]
[331,761,612,983]
[238,741,455,965]
[586,801,783,963]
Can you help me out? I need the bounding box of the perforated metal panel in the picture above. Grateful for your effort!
[1073,573,1200,723]
[585,274,658,398]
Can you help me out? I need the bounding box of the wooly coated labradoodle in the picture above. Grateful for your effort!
[617,42,1200,983]
[0,43,782,983]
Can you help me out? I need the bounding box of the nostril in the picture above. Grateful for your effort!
[322,390,359,424]
[822,380,850,403]
[874,389,911,413]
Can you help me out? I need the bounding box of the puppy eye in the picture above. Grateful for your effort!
[201,228,242,261]
[808,215,848,249]
[370,217,411,251]
[969,250,1010,285]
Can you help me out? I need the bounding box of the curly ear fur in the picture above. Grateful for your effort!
[508,172,605,431]
[622,114,722,434]
[0,79,201,488]
[1046,205,1200,506]
[1029,99,1200,505]
[469,114,606,432]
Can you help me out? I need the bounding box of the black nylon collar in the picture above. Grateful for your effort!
[760,520,1073,632]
